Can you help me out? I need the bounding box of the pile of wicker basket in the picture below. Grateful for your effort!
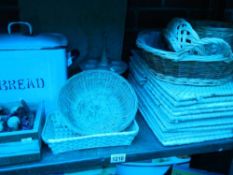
[129,18,233,146]
[42,70,139,154]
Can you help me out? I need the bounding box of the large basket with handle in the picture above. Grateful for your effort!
[137,30,233,86]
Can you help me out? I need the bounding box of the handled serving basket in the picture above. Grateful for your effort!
[137,18,233,86]
[136,30,233,86]
[42,112,139,154]
[58,70,138,135]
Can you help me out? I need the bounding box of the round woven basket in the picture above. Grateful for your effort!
[192,20,233,48]
[136,31,233,86]
[58,70,138,135]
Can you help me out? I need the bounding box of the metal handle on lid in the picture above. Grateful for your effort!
[8,21,32,35]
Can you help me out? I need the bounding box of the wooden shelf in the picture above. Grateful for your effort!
[0,114,233,175]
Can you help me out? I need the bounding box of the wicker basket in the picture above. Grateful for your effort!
[136,31,233,86]
[192,20,233,48]
[42,112,139,154]
[58,70,138,135]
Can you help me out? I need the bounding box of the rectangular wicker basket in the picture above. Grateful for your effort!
[42,113,139,154]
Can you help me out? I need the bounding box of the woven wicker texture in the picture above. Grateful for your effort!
[136,93,233,146]
[131,51,233,102]
[131,75,233,131]
[42,112,139,154]
[192,20,233,48]
[58,70,138,135]
[131,70,233,123]
[128,51,233,146]
[164,18,200,52]
[128,75,233,146]
[129,52,233,122]
[131,78,233,131]
[136,31,233,86]
[164,18,232,57]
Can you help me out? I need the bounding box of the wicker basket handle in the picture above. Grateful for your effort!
[177,37,233,62]
[164,18,200,52]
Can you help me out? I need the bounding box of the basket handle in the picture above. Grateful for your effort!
[177,37,233,62]
[164,18,200,52]
[8,21,32,35]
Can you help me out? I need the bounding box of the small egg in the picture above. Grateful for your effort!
[0,121,4,132]
[7,116,20,130]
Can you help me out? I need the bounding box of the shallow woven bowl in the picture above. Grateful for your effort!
[58,70,138,135]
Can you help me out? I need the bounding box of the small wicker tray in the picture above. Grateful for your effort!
[42,112,139,154]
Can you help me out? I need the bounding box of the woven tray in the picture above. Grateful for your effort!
[58,70,138,135]
[130,76,233,131]
[136,88,233,134]
[129,79,233,146]
[129,53,233,121]
[137,31,233,86]
[139,99,233,146]
[131,70,233,123]
[42,112,139,154]
[146,82,233,121]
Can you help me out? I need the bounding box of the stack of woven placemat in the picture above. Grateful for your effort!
[129,51,233,146]
[128,18,233,146]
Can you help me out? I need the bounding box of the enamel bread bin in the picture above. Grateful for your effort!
[0,22,68,113]
[0,22,68,166]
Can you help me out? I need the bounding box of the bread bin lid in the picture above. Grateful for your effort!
[0,21,68,50]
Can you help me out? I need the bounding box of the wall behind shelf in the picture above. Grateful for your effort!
[0,0,232,63]
[0,0,19,33]
[18,0,127,62]
[0,0,128,62]
[225,0,233,20]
